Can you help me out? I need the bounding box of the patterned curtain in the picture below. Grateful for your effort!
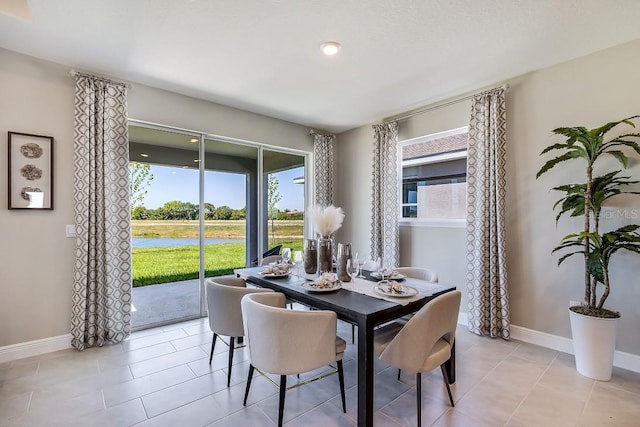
[466,87,510,340]
[313,133,335,206]
[370,122,399,267]
[70,73,132,351]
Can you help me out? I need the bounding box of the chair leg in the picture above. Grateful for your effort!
[243,364,255,406]
[397,368,401,381]
[351,324,355,344]
[416,372,422,427]
[227,337,235,387]
[278,375,287,427]
[440,364,455,407]
[337,360,346,413]
[209,333,218,365]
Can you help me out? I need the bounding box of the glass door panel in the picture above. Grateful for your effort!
[203,138,258,277]
[261,149,306,259]
[129,125,203,329]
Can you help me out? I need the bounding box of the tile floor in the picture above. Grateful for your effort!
[1,318,639,426]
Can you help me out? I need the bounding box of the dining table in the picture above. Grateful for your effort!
[234,266,457,427]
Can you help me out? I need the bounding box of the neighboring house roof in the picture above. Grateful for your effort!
[402,133,468,160]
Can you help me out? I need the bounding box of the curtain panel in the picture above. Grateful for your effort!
[370,122,400,267]
[70,74,132,350]
[466,87,510,340]
[313,133,335,206]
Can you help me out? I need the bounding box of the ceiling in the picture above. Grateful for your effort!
[1,1,640,133]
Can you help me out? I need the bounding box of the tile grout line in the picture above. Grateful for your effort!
[450,339,521,423]
[502,349,560,426]
[576,378,597,425]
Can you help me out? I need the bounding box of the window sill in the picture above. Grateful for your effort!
[399,218,466,228]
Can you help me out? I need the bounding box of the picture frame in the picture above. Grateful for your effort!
[8,132,54,210]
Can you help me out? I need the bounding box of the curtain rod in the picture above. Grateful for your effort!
[383,84,509,124]
[69,69,132,89]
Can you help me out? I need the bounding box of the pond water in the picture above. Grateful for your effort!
[132,237,243,248]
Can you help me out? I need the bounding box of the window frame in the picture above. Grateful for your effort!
[398,126,468,227]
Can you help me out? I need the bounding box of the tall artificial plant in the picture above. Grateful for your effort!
[537,116,640,318]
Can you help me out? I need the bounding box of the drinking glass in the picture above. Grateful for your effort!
[293,250,303,275]
[354,252,367,279]
[282,247,292,264]
[346,259,359,281]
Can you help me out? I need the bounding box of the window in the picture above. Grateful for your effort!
[400,127,468,222]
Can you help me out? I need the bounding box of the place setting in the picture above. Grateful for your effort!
[301,272,342,293]
[259,260,293,278]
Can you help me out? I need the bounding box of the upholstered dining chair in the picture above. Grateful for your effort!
[241,292,347,427]
[205,277,275,387]
[374,290,461,427]
[395,266,439,282]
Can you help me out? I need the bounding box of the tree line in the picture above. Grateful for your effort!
[131,201,303,221]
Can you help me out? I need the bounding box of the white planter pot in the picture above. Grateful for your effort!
[568,308,618,381]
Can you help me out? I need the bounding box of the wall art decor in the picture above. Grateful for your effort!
[8,132,54,210]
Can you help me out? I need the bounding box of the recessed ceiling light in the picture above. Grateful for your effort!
[320,41,341,56]
[140,153,149,157]
[190,138,198,143]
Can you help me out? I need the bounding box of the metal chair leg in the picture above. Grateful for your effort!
[278,375,287,427]
[337,360,346,413]
[243,364,254,406]
[416,372,422,427]
[209,333,217,365]
[398,368,401,381]
[227,337,235,387]
[440,364,455,406]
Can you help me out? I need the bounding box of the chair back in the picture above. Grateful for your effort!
[205,277,274,338]
[395,267,438,283]
[241,292,338,375]
[380,290,461,372]
[260,255,283,266]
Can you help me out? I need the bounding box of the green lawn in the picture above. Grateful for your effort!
[132,219,304,286]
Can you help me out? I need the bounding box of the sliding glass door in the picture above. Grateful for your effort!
[128,122,308,330]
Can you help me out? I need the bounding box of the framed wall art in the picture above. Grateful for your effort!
[8,132,54,210]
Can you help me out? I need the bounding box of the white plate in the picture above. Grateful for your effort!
[373,283,418,298]
[370,271,406,280]
[302,282,342,292]
[259,271,290,278]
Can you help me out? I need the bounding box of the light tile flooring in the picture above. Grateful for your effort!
[2,318,640,427]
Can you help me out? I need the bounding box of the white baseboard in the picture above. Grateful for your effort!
[457,311,640,373]
[0,334,73,364]
[2,315,639,374]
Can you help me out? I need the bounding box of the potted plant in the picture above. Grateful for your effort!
[537,115,640,380]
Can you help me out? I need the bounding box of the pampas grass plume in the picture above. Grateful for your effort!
[309,205,345,237]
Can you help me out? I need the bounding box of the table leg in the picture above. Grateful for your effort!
[444,341,456,383]
[357,318,374,427]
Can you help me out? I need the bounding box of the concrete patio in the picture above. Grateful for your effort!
[131,279,203,329]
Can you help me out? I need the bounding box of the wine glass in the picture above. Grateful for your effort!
[281,247,291,264]
[356,256,367,278]
[293,250,303,275]
[346,258,359,282]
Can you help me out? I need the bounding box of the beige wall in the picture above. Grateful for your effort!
[0,48,312,347]
[336,38,640,356]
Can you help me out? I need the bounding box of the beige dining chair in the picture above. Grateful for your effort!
[395,266,438,283]
[241,292,347,427]
[205,277,275,387]
[374,290,461,427]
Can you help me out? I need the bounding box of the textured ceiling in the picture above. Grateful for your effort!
[1,0,640,133]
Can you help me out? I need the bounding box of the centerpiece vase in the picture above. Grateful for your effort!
[336,242,352,282]
[303,239,318,274]
[317,236,333,274]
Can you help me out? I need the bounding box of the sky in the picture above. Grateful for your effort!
[141,164,304,211]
